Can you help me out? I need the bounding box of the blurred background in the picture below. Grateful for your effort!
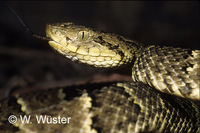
[0,1,199,98]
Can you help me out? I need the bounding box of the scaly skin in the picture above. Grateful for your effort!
[132,45,200,100]
[1,83,199,133]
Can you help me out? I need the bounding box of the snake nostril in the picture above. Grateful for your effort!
[66,36,71,41]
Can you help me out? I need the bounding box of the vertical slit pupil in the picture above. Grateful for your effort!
[82,32,84,39]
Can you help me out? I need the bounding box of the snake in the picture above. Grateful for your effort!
[0,22,200,133]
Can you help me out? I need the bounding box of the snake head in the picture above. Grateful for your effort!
[46,22,142,67]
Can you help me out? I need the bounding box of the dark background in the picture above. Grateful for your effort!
[0,1,199,98]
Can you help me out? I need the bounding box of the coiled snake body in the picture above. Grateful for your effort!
[0,22,200,133]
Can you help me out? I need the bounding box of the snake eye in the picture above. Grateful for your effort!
[77,31,89,41]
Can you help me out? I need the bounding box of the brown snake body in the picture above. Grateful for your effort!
[0,22,199,133]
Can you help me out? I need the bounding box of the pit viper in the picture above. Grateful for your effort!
[0,22,200,133]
